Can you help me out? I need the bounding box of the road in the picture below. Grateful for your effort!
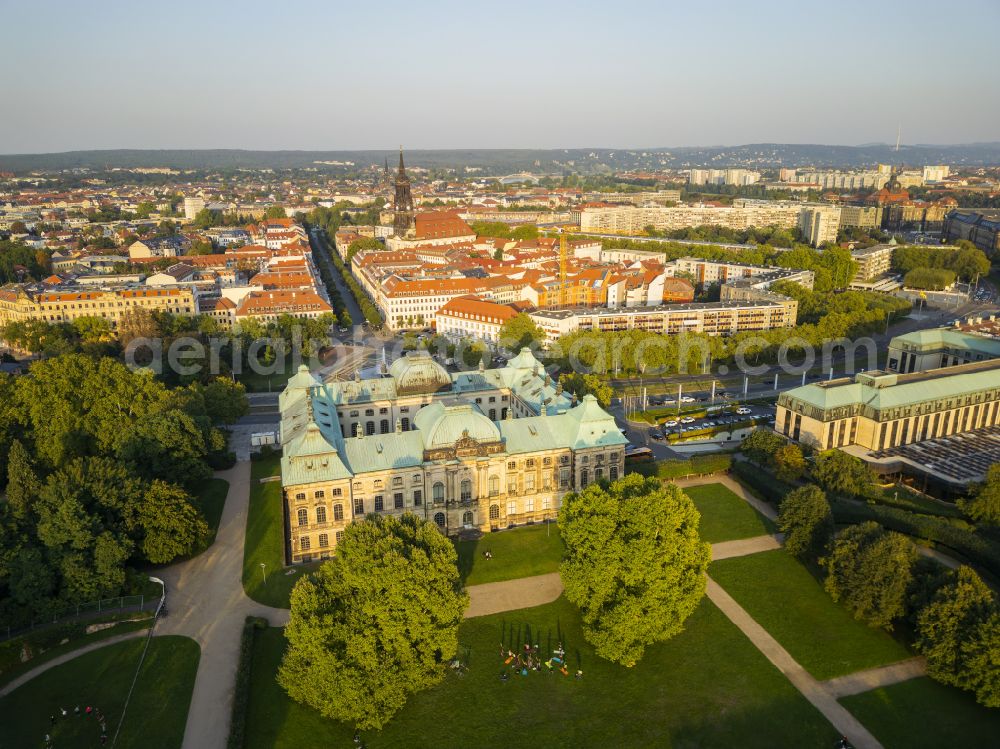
[308,226,365,328]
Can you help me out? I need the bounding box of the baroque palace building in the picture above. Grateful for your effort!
[279,349,627,563]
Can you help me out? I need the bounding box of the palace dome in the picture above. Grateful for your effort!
[388,351,452,395]
[414,402,501,449]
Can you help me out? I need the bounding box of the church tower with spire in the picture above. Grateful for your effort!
[392,146,414,237]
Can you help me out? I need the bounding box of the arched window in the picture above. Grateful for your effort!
[434,512,446,528]
[401,417,410,431]
[581,469,589,487]
[594,467,603,482]
[610,466,618,481]
[462,510,473,525]
[460,479,472,502]
[315,506,327,524]
[333,503,344,521]
[380,419,389,433]
[294,492,305,500]
[489,504,500,520]
[297,508,308,526]
[433,482,445,503]
[319,533,329,548]
[366,421,375,435]
[489,475,499,495]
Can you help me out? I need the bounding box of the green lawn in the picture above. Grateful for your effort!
[684,483,775,544]
[0,618,153,690]
[710,550,911,680]
[0,635,199,749]
[244,596,840,749]
[191,477,229,554]
[454,523,564,585]
[237,359,297,393]
[242,456,317,607]
[840,677,1000,749]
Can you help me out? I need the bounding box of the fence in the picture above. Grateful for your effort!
[1,595,157,643]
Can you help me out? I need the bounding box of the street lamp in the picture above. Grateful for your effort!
[260,563,267,586]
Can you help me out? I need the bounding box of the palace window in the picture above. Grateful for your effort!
[394,492,404,509]
[525,498,535,513]
[315,506,327,524]
[434,512,446,528]
[489,504,500,520]
[297,508,308,526]
[489,475,499,496]
[332,488,342,497]
[581,469,589,487]
[294,492,305,501]
[507,500,517,515]
[610,466,618,481]
[374,495,384,512]
[314,490,325,498]
[460,479,472,502]
[335,531,344,544]
[319,534,329,548]
[333,504,344,521]
[413,490,422,506]
[433,482,445,502]
[507,461,516,470]
[462,510,473,525]
[300,536,311,551]
[354,498,364,515]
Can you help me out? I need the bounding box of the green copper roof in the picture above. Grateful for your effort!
[779,360,1000,416]
[413,402,501,448]
[341,430,425,474]
[890,328,1000,357]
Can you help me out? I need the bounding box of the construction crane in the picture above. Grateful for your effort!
[559,234,568,308]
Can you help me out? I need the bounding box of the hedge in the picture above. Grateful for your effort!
[631,452,732,480]
[731,462,1000,578]
[829,499,1000,577]
[731,460,793,507]
[227,616,268,749]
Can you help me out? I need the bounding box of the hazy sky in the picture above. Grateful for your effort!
[2,0,998,153]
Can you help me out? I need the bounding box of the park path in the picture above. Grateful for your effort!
[465,573,563,618]
[711,534,782,560]
[156,461,289,749]
[705,577,884,749]
[823,657,928,699]
[0,630,148,698]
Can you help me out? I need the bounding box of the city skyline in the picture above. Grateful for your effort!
[1,0,999,153]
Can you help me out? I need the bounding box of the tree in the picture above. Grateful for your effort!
[117,409,212,488]
[558,372,613,408]
[192,208,221,229]
[773,443,806,482]
[264,205,287,219]
[916,566,1000,707]
[194,377,249,425]
[137,481,209,563]
[559,475,710,666]
[777,485,833,559]
[278,514,467,730]
[346,237,382,262]
[812,450,879,498]
[5,439,40,527]
[959,465,1000,526]
[740,429,786,465]
[187,239,215,256]
[498,313,544,353]
[822,522,916,629]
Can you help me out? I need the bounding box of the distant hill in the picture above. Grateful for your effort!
[2,143,1000,174]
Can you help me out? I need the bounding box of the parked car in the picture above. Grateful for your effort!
[680,417,695,424]
[650,433,665,441]
[680,396,695,403]
[664,420,678,427]
[736,407,752,415]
